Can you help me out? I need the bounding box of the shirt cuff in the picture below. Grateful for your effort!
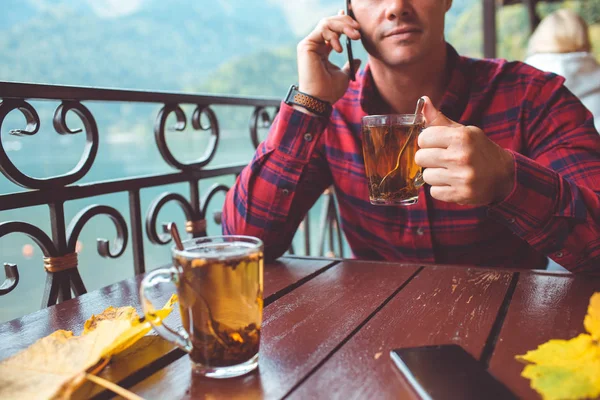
[487,151,561,239]
[265,102,329,163]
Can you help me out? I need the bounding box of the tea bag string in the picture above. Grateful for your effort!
[378,98,425,190]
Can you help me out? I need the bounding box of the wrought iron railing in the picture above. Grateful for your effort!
[0,82,344,308]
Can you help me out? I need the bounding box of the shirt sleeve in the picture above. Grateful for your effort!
[222,102,333,261]
[488,75,600,273]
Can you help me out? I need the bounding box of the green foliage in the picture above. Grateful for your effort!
[447,1,483,58]
[199,47,298,97]
[497,5,530,61]
[538,0,600,25]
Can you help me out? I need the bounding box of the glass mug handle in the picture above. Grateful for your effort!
[414,168,425,188]
[139,268,193,353]
[414,123,425,188]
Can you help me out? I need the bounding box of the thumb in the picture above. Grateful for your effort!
[342,59,362,77]
[421,96,459,127]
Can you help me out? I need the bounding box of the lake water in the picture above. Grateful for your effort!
[0,101,342,322]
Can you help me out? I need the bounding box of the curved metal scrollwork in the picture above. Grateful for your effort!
[249,106,279,149]
[3,100,40,137]
[0,99,99,189]
[0,222,57,296]
[0,264,19,296]
[66,205,129,259]
[199,183,230,235]
[146,192,195,245]
[201,183,230,222]
[154,104,219,171]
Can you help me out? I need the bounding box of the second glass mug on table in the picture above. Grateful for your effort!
[361,113,425,205]
[140,235,264,379]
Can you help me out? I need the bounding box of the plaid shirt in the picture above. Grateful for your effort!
[223,45,600,272]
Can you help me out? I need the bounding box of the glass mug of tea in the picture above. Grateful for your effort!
[140,235,264,379]
[361,114,425,205]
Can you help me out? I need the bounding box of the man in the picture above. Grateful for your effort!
[222,0,600,273]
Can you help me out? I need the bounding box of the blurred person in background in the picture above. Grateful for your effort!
[526,9,600,133]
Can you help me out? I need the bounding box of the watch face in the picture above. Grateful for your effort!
[284,85,298,104]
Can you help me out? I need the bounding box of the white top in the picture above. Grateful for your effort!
[525,52,600,133]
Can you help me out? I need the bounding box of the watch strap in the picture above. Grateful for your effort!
[284,85,332,117]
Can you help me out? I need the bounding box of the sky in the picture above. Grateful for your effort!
[24,0,338,36]
[63,0,336,36]
[84,0,144,18]
[267,0,339,35]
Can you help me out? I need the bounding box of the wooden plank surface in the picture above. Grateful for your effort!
[0,257,334,359]
[488,272,600,399]
[0,274,150,359]
[0,257,337,398]
[129,261,421,399]
[289,265,515,399]
[262,257,338,302]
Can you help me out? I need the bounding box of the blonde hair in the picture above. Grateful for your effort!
[527,9,591,55]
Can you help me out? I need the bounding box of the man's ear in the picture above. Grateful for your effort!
[445,0,453,12]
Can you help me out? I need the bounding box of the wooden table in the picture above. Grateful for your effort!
[1,257,598,399]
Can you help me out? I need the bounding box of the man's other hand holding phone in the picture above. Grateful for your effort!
[296,6,362,110]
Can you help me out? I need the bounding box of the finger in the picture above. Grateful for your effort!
[418,126,454,149]
[342,59,362,77]
[326,18,361,40]
[421,96,460,128]
[422,168,451,186]
[324,35,343,53]
[415,148,448,167]
[343,25,362,40]
[308,16,360,43]
[429,185,456,203]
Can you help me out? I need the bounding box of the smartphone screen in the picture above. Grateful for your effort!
[390,345,517,400]
[345,0,356,81]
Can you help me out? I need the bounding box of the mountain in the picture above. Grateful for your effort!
[0,0,296,91]
[2,0,600,133]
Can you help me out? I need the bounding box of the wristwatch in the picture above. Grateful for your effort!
[284,85,332,117]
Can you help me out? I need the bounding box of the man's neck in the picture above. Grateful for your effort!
[368,43,449,114]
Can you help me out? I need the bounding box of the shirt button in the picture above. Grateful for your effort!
[416,227,425,236]
[304,133,313,142]
[282,189,290,195]
[507,218,516,224]
[555,251,564,258]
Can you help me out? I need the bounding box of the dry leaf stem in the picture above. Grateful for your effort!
[85,374,145,400]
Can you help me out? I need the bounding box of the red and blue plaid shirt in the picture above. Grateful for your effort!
[223,45,600,272]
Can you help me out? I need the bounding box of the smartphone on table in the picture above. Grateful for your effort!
[390,345,518,400]
[346,0,356,81]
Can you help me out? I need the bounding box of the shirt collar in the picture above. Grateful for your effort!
[357,43,470,122]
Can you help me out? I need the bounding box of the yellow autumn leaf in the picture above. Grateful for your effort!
[83,306,138,333]
[584,293,600,340]
[517,334,600,400]
[517,334,600,366]
[84,294,177,358]
[0,295,177,400]
[516,292,600,400]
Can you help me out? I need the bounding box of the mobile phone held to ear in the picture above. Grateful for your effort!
[346,0,356,81]
[390,345,518,400]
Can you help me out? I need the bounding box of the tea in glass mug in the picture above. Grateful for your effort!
[140,235,263,379]
[361,114,425,205]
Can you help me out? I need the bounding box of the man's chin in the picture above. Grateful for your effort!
[381,50,424,67]
[373,42,424,65]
